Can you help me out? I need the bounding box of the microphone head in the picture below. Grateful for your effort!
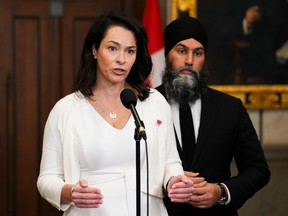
[120,89,137,109]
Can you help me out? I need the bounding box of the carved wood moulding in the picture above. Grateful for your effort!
[211,85,288,109]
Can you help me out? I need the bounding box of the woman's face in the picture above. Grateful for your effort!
[93,26,137,85]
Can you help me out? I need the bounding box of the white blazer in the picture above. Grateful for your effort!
[37,89,184,211]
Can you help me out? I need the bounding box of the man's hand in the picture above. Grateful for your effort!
[187,183,221,208]
[185,171,207,187]
[184,171,221,208]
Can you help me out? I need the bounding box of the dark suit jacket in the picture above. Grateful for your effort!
[156,85,270,216]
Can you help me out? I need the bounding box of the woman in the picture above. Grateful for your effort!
[37,11,193,216]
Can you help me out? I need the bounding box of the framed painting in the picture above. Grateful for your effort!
[170,0,288,109]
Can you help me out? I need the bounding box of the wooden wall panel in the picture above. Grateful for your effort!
[13,17,40,216]
[0,1,146,215]
[60,0,127,95]
[73,19,96,69]
[39,17,62,123]
[0,2,12,216]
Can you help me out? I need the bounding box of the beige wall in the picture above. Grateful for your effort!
[244,111,288,215]
[249,110,288,146]
[231,145,288,216]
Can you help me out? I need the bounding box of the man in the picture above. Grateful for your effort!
[156,16,270,216]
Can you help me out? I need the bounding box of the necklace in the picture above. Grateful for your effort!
[90,95,118,119]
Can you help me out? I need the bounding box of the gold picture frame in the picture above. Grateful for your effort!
[211,85,288,109]
[171,0,197,20]
[171,0,288,109]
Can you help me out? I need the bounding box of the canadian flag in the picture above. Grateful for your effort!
[142,0,165,88]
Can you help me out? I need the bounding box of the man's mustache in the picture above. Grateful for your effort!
[176,66,199,80]
[176,66,199,75]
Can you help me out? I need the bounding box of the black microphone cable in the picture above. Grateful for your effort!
[144,138,149,216]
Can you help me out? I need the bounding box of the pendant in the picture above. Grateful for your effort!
[109,112,117,119]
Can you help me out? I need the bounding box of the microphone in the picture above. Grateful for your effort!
[120,89,147,140]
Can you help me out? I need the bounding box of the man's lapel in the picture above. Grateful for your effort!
[191,88,220,166]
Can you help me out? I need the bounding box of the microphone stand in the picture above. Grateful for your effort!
[134,128,141,216]
[134,120,146,216]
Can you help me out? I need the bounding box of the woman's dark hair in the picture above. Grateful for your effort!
[72,11,152,100]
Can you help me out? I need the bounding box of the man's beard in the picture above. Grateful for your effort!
[162,60,208,106]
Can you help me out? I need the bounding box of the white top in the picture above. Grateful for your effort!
[37,89,184,215]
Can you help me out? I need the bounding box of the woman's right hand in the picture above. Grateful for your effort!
[70,179,103,208]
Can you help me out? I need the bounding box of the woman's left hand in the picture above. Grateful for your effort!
[167,175,194,203]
